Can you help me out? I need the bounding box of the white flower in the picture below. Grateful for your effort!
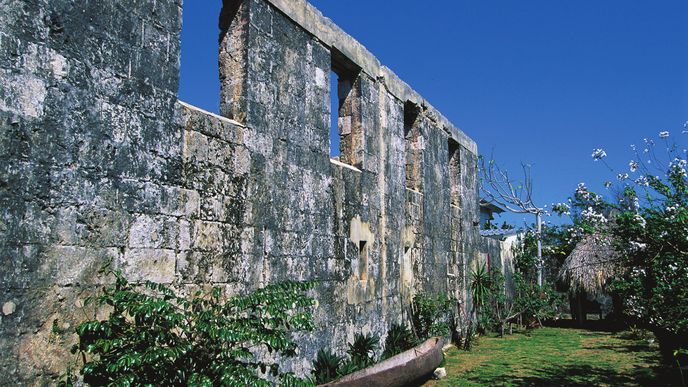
[629,241,646,252]
[659,131,670,139]
[604,181,612,188]
[575,183,592,200]
[629,160,638,172]
[635,176,649,186]
[581,206,607,224]
[631,144,637,151]
[591,148,607,160]
[671,157,687,168]
[617,173,629,181]
[669,158,688,178]
[552,202,571,216]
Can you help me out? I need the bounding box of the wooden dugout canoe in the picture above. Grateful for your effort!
[320,337,444,387]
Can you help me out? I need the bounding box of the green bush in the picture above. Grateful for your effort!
[311,349,343,384]
[381,323,417,359]
[513,272,564,327]
[470,264,491,332]
[311,332,379,384]
[346,333,379,370]
[63,271,317,386]
[411,293,451,340]
[476,266,564,336]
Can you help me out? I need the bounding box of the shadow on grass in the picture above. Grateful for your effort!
[460,363,682,387]
[595,343,655,354]
[431,326,685,387]
[546,318,626,333]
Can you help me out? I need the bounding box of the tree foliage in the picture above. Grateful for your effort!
[558,126,688,360]
[410,293,452,340]
[381,323,417,360]
[606,140,688,359]
[63,271,317,386]
[311,349,343,385]
[311,332,380,384]
[475,265,563,336]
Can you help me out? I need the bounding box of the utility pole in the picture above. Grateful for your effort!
[536,211,543,286]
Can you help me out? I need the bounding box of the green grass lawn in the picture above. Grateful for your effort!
[425,327,683,386]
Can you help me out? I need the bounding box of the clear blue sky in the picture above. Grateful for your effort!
[179,0,688,227]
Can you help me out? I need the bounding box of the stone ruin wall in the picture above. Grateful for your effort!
[480,236,519,298]
[0,0,480,383]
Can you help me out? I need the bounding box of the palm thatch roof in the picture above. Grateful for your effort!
[559,234,623,295]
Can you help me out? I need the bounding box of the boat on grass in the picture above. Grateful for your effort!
[319,337,444,387]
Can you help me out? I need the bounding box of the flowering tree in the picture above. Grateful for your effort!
[561,123,688,361]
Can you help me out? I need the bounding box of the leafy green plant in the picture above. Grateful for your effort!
[513,272,564,328]
[336,360,360,379]
[622,325,651,341]
[312,332,380,383]
[470,264,491,331]
[675,348,688,387]
[381,323,417,359]
[347,333,379,369]
[311,349,343,384]
[470,264,490,309]
[64,270,317,386]
[475,264,564,337]
[411,293,451,340]
[461,323,477,351]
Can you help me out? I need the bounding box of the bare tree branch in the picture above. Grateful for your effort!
[479,154,546,285]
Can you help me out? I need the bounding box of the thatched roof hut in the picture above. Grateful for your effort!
[559,234,623,295]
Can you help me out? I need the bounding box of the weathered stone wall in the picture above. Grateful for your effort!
[0,0,183,383]
[0,0,480,383]
[480,235,519,297]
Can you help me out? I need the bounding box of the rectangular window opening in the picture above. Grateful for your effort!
[448,138,461,207]
[329,70,341,158]
[404,101,422,192]
[330,49,362,166]
[359,240,368,280]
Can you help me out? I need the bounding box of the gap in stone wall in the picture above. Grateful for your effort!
[179,2,222,113]
[329,70,341,157]
[448,138,461,207]
[331,48,362,167]
[404,101,422,192]
[359,240,369,280]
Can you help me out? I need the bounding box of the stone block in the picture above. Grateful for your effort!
[46,245,120,286]
[192,220,225,252]
[122,248,176,284]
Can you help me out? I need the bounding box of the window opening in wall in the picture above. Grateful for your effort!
[448,138,461,207]
[404,101,422,192]
[329,71,341,158]
[179,1,222,113]
[330,49,362,166]
[359,240,369,280]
